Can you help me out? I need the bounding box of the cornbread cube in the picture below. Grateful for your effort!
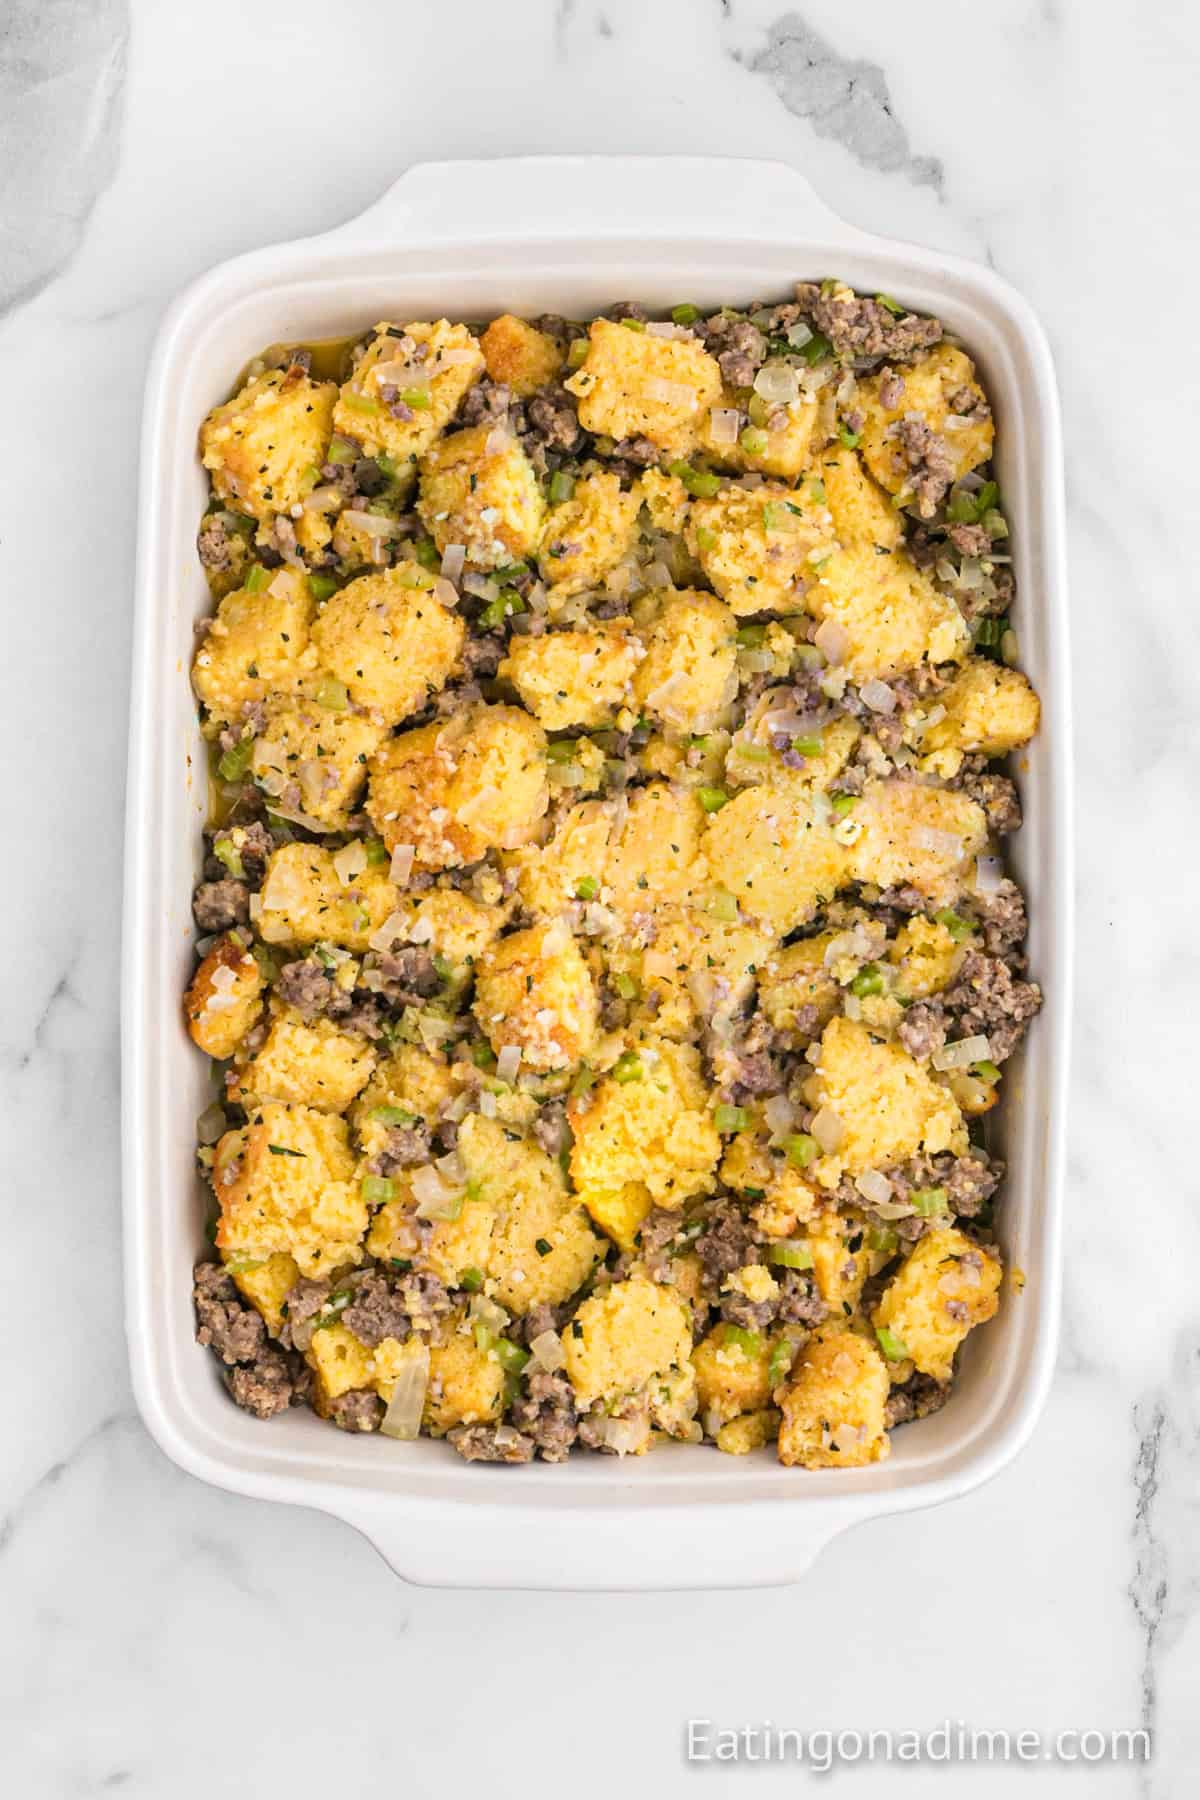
[365,1181,498,1294]
[256,844,399,951]
[857,344,994,509]
[806,1208,870,1316]
[503,796,614,920]
[703,786,849,933]
[638,468,690,534]
[777,1327,890,1468]
[480,313,565,396]
[500,621,644,730]
[456,1114,601,1313]
[200,366,337,521]
[191,569,315,727]
[351,1044,460,1160]
[562,1275,693,1408]
[633,904,774,1042]
[537,471,643,596]
[332,319,484,473]
[425,1315,507,1435]
[693,1322,774,1425]
[564,318,723,457]
[417,423,545,568]
[887,917,965,999]
[229,1008,377,1112]
[602,781,707,917]
[212,1101,364,1277]
[228,1251,300,1336]
[687,477,833,616]
[366,703,548,871]
[757,933,843,1040]
[250,699,384,829]
[809,1016,966,1180]
[719,1133,820,1227]
[185,935,265,1060]
[374,888,505,999]
[847,778,988,905]
[806,544,968,682]
[716,1409,780,1454]
[699,390,821,480]
[309,565,465,724]
[727,707,859,791]
[568,1039,722,1243]
[923,661,1041,757]
[473,921,598,1073]
[818,443,904,552]
[872,1227,1002,1382]
[632,590,737,733]
[309,1323,418,1410]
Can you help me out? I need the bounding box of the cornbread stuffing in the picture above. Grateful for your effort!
[189,284,1039,1464]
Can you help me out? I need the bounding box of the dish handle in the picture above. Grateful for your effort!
[321,155,874,251]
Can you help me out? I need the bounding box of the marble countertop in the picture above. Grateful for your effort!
[3,0,1198,1793]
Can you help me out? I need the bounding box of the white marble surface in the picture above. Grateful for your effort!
[2,0,1198,1793]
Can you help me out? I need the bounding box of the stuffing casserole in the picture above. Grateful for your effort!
[186,282,1041,1468]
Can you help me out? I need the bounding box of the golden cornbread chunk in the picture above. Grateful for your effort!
[719,1133,820,1229]
[229,1008,377,1112]
[212,1101,364,1277]
[807,544,968,683]
[806,1208,871,1316]
[699,390,822,480]
[633,904,774,1042]
[726,707,859,792]
[923,660,1041,758]
[777,1328,890,1469]
[847,778,988,905]
[562,1275,693,1409]
[537,471,642,596]
[366,702,548,870]
[703,786,849,933]
[309,565,465,724]
[809,1016,966,1181]
[256,843,398,951]
[603,781,707,917]
[425,1316,508,1435]
[191,569,315,728]
[632,590,737,733]
[474,921,598,1073]
[309,1324,420,1412]
[333,320,484,472]
[364,1169,498,1294]
[818,443,905,552]
[250,699,384,830]
[693,1323,775,1426]
[888,917,965,999]
[480,313,564,396]
[873,1227,1003,1383]
[687,478,833,616]
[500,621,643,730]
[350,1044,458,1160]
[756,933,842,1040]
[228,1251,299,1336]
[568,1039,722,1247]
[564,318,723,457]
[716,1409,781,1455]
[200,365,337,521]
[185,934,265,1060]
[638,467,690,533]
[371,888,505,1000]
[456,1114,601,1314]
[857,344,994,513]
[417,423,545,568]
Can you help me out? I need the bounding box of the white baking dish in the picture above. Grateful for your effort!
[122,156,1072,1591]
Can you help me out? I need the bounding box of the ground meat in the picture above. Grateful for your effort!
[459,634,506,681]
[972,879,1027,960]
[720,1290,778,1333]
[524,385,583,453]
[216,701,267,756]
[276,956,337,1021]
[871,883,927,918]
[697,314,767,389]
[604,300,648,323]
[942,951,1042,1061]
[635,1205,688,1281]
[694,1199,761,1293]
[532,1101,570,1160]
[897,1000,947,1061]
[510,1369,578,1462]
[227,820,274,886]
[192,879,250,932]
[225,1352,297,1419]
[280,1277,332,1351]
[369,1120,432,1175]
[884,1372,949,1429]
[775,1270,828,1327]
[457,376,512,428]
[608,433,659,467]
[375,946,442,1006]
[515,1303,561,1347]
[960,770,1022,836]
[334,997,387,1039]
[193,1261,266,1364]
[327,1388,384,1433]
[197,514,239,572]
[945,521,991,557]
[797,282,942,363]
[878,366,905,409]
[396,1271,453,1330]
[341,1270,413,1348]
[448,1423,536,1463]
[883,1150,1003,1224]
[894,416,956,519]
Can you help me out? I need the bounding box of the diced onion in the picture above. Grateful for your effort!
[412,1164,463,1217]
[268,570,298,599]
[709,407,741,445]
[462,572,498,602]
[332,841,367,885]
[437,347,479,368]
[855,1169,894,1207]
[646,320,692,340]
[644,376,699,408]
[197,1103,227,1145]
[368,909,409,951]
[303,485,345,513]
[484,426,510,457]
[831,1350,857,1382]
[440,543,466,581]
[959,1259,982,1288]
[496,1045,523,1084]
[372,358,426,388]
[976,854,1005,896]
[912,825,964,858]
[407,914,433,945]
[436,1150,465,1185]
[470,1294,509,1335]
[528,1329,565,1372]
[763,1094,796,1139]
[389,844,415,886]
[342,509,398,538]
[598,1417,648,1456]
[379,1341,430,1441]
[643,670,687,712]
[932,1034,993,1072]
[813,619,849,665]
[810,1107,844,1153]
[478,1089,497,1118]
[753,362,800,406]
[860,678,897,715]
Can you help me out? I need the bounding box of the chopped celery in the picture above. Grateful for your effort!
[783,1133,818,1168]
[768,1241,814,1270]
[876,1325,909,1361]
[575,875,600,901]
[714,1103,749,1132]
[244,564,270,593]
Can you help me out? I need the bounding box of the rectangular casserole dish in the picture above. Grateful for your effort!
[122,155,1072,1591]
